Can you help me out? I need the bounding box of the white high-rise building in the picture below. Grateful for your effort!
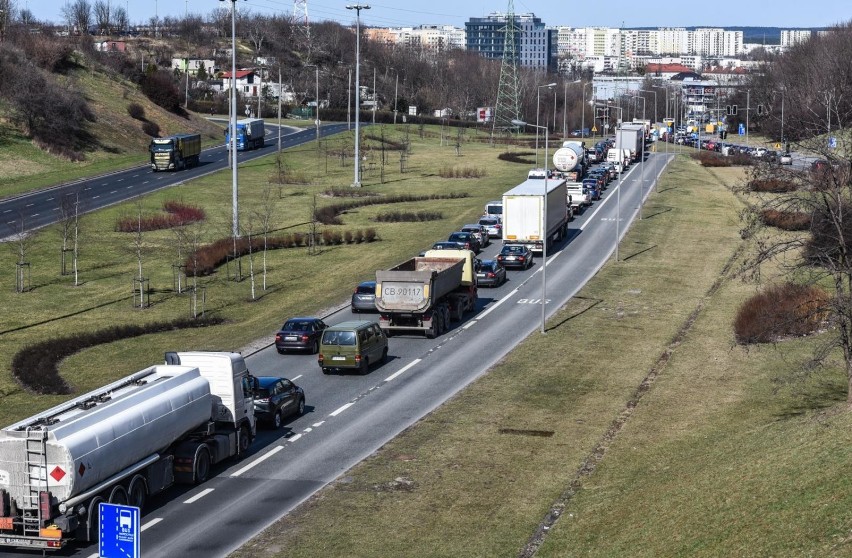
[780,29,813,47]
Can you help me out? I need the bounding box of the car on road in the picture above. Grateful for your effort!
[431,241,466,251]
[461,223,490,247]
[497,244,534,270]
[319,320,388,375]
[252,376,306,429]
[779,152,793,165]
[351,280,377,313]
[275,317,328,354]
[478,216,502,238]
[475,259,506,287]
[447,231,481,253]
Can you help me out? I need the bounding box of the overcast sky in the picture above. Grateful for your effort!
[25,0,848,30]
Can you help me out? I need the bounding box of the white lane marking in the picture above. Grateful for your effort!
[289,434,302,442]
[92,195,100,199]
[117,178,124,182]
[25,203,34,207]
[312,421,325,427]
[477,287,519,320]
[462,321,477,330]
[141,518,162,531]
[31,213,39,217]
[329,402,354,417]
[52,208,59,211]
[142,181,149,185]
[46,197,54,201]
[384,359,421,382]
[183,488,214,504]
[84,187,91,190]
[230,445,284,477]
[302,427,312,433]
[110,190,117,194]
[3,210,10,213]
[291,374,303,380]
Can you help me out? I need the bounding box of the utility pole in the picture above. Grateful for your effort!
[346,4,370,188]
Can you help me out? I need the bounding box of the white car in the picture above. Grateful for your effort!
[779,152,793,165]
[478,216,502,239]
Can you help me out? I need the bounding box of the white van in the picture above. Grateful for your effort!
[565,182,591,210]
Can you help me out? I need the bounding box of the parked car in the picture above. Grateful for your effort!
[779,152,793,165]
[275,317,328,354]
[461,223,490,247]
[475,259,506,287]
[351,281,377,313]
[478,216,502,238]
[319,320,388,375]
[252,376,306,429]
[447,231,481,253]
[497,244,534,270]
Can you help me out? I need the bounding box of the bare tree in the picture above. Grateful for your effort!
[0,0,15,42]
[92,0,110,35]
[181,220,206,319]
[57,192,78,276]
[112,5,127,33]
[7,210,32,293]
[243,217,256,301]
[62,0,91,35]
[129,198,147,308]
[252,186,275,291]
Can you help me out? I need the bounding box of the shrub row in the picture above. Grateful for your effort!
[733,282,828,344]
[116,201,206,232]
[323,187,379,198]
[11,317,224,394]
[315,192,469,225]
[761,209,811,231]
[749,178,798,193]
[694,151,732,167]
[498,151,536,164]
[186,228,379,276]
[374,211,443,222]
[439,166,487,178]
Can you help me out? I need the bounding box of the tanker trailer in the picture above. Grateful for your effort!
[552,142,585,174]
[0,351,256,550]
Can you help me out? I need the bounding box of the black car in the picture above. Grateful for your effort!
[447,231,481,253]
[475,259,506,287]
[497,244,534,270]
[275,317,328,354]
[431,241,467,251]
[252,376,305,429]
[351,280,377,313]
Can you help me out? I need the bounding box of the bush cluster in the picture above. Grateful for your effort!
[761,209,811,231]
[439,166,487,178]
[142,120,160,137]
[694,151,732,167]
[127,103,146,120]
[140,70,184,114]
[498,151,535,164]
[374,211,442,222]
[186,228,379,276]
[11,318,224,395]
[314,192,468,225]
[323,188,378,198]
[734,283,829,344]
[116,201,206,232]
[749,178,797,193]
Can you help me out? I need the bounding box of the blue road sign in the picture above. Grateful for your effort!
[99,503,140,558]
[829,136,837,149]
[738,123,745,135]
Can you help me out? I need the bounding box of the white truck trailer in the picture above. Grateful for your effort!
[0,352,256,550]
[616,123,645,162]
[502,178,569,254]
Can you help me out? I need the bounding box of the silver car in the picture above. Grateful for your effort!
[478,216,502,238]
[461,224,490,247]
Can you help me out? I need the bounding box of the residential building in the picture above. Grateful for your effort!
[465,13,556,70]
[171,58,216,76]
[780,29,813,47]
[221,69,260,98]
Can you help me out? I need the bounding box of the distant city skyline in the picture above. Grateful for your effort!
[23,0,848,30]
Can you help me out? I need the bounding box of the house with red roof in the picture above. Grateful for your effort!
[221,69,260,98]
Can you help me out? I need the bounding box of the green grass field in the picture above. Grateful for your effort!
[228,155,852,557]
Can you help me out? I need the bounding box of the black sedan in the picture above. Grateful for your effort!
[475,259,506,287]
[496,244,534,269]
[275,317,328,354]
[252,376,306,429]
[351,280,377,313]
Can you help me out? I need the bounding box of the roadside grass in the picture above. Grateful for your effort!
[230,155,850,557]
[0,123,524,426]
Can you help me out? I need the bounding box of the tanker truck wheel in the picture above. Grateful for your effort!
[108,485,128,505]
[128,475,148,509]
[86,496,105,542]
[194,446,211,483]
[238,425,251,455]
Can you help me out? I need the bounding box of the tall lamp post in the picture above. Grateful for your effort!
[220,0,244,240]
[392,68,399,125]
[535,82,556,167]
[305,64,320,143]
[512,118,549,335]
[581,82,592,140]
[346,4,370,187]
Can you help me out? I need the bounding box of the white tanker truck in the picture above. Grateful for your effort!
[0,351,256,550]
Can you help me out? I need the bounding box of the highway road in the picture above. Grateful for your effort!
[0,122,352,236]
[5,147,673,557]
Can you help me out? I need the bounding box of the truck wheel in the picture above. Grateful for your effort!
[108,485,128,505]
[442,306,451,331]
[194,446,211,483]
[238,425,251,455]
[87,496,105,542]
[128,475,147,509]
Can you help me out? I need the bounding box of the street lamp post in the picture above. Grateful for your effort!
[581,82,592,140]
[305,64,320,143]
[220,0,244,240]
[346,4,370,187]
[393,69,399,125]
[511,118,549,335]
[535,83,556,167]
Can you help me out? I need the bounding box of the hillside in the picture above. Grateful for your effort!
[0,55,223,199]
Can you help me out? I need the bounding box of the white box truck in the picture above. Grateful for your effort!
[502,178,569,254]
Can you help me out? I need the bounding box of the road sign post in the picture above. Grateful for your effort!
[99,503,140,558]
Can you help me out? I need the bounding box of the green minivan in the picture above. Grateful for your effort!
[318,321,389,375]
